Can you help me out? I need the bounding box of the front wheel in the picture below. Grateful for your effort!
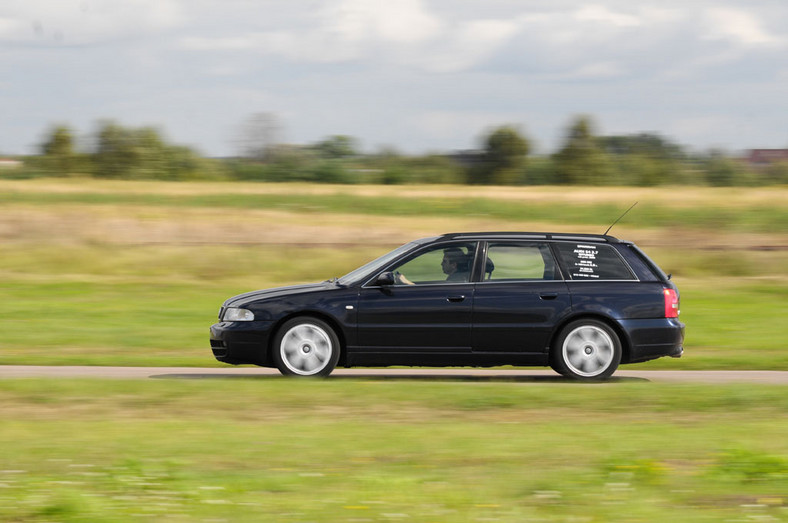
[551,320,621,380]
[273,318,340,377]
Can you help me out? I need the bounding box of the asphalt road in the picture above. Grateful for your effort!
[1,366,786,384]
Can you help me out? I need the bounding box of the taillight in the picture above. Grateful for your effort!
[663,288,679,318]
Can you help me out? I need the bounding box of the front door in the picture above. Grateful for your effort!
[355,242,477,352]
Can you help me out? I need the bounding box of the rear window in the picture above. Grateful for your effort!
[485,243,558,281]
[554,243,635,280]
[625,244,667,282]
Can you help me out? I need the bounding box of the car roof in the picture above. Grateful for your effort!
[434,232,622,243]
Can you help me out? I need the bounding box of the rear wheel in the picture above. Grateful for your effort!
[551,320,621,380]
[273,318,340,377]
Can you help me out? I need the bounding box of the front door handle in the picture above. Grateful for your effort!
[539,293,558,300]
[447,295,466,302]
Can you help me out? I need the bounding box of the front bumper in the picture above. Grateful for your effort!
[210,321,274,366]
[618,318,685,364]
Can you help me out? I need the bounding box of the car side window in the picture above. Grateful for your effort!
[484,243,557,281]
[554,242,635,280]
[390,243,476,285]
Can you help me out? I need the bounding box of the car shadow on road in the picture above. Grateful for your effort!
[334,374,648,383]
[150,373,649,383]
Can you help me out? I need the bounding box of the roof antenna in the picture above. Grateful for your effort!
[604,202,638,236]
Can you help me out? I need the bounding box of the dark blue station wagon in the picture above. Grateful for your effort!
[210,232,684,380]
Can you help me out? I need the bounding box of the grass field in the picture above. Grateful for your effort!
[1,179,786,368]
[2,179,787,232]
[0,379,786,521]
[1,179,786,521]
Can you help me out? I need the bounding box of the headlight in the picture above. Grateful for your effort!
[223,307,254,322]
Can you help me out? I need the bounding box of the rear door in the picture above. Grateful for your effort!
[472,241,571,353]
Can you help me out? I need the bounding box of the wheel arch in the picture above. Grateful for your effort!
[549,313,632,364]
[268,311,348,367]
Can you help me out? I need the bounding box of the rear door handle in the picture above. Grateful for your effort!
[539,293,558,300]
[447,295,466,302]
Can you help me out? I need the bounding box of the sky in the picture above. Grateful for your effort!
[1,0,787,157]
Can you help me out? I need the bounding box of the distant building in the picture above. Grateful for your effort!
[745,149,788,167]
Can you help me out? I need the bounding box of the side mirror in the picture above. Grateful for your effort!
[376,271,395,286]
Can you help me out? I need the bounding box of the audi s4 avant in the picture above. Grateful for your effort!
[210,232,684,380]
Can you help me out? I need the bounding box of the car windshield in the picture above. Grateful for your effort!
[337,242,418,286]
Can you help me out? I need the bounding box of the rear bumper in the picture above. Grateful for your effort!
[618,318,685,364]
[209,321,273,366]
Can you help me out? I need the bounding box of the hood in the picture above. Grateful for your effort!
[224,281,337,307]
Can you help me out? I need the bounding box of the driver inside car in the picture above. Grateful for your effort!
[441,247,470,282]
[396,247,470,285]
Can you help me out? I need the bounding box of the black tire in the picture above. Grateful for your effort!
[551,319,621,380]
[272,317,340,377]
[549,360,570,377]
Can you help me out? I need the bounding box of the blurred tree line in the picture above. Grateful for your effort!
[30,121,225,181]
[7,116,787,186]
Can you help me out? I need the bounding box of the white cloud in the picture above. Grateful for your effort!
[0,0,183,45]
[180,34,264,51]
[574,5,641,28]
[178,1,520,72]
[407,19,520,73]
[638,7,683,25]
[3,0,788,156]
[702,7,785,47]
[567,62,625,80]
[417,110,516,144]
[325,0,442,45]
[0,16,23,38]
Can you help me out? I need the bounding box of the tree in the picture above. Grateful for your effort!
[703,150,752,186]
[236,112,282,161]
[91,121,203,180]
[552,116,612,185]
[40,125,76,175]
[765,161,788,185]
[598,132,687,185]
[93,121,136,178]
[470,125,530,184]
[314,135,358,159]
[598,133,685,161]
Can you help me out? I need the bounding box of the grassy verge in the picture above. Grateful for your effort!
[0,378,785,521]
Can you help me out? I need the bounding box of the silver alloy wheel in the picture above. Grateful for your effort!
[279,323,333,376]
[561,324,615,378]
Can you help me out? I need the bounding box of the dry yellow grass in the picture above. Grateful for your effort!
[2,178,785,208]
[2,179,786,251]
[1,208,785,253]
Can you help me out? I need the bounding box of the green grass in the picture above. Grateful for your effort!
[2,181,788,232]
[0,379,785,521]
[0,277,785,369]
[1,179,786,521]
[628,277,788,370]
[0,243,786,368]
[0,179,786,368]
